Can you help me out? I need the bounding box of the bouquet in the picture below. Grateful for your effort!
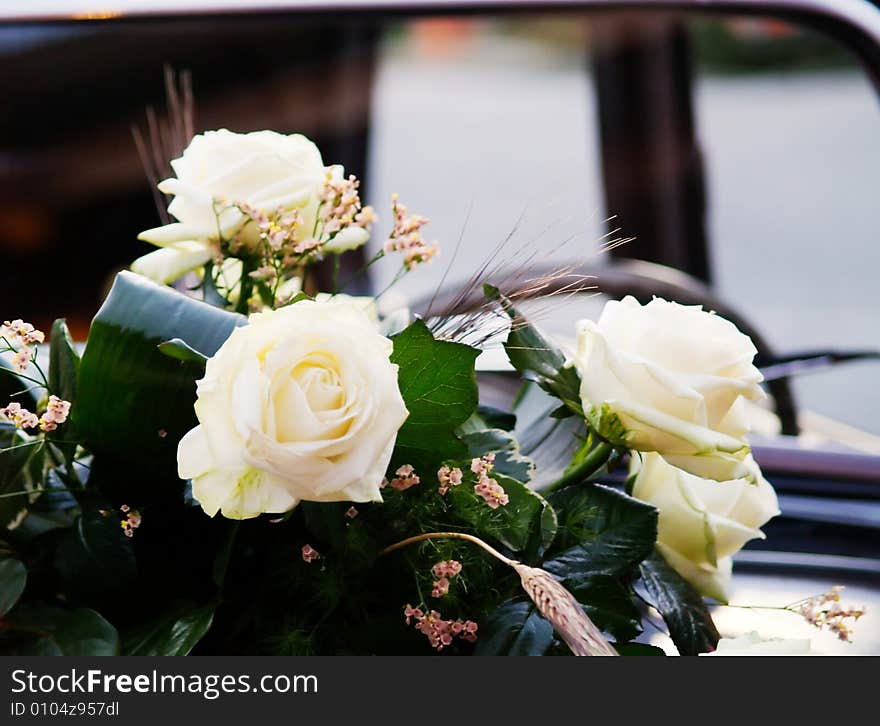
[0,129,864,656]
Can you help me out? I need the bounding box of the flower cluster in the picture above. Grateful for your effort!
[2,319,45,346]
[99,504,143,538]
[432,560,462,579]
[38,395,71,432]
[119,505,142,539]
[790,586,866,642]
[387,464,420,492]
[383,195,438,270]
[209,169,380,307]
[437,465,463,495]
[213,200,307,296]
[2,319,44,373]
[431,559,463,598]
[1,395,71,433]
[403,605,478,651]
[302,544,320,563]
[0,402,39,430]
[470,453,509,509]
[319,170,376,239]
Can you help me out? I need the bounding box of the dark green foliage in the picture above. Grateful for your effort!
[389,320,479,467]
[636,550,720,656]
[0,604,119,655]
[76,272,244,482]
[0,276,708,657]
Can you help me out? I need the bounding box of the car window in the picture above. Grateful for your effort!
[1,8,878,439]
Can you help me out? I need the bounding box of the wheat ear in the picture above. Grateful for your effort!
[380,532,618,656]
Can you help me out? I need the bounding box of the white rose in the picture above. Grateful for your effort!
[631,452,779,602]
[132,129,345,284]
[573,296,765,482]
[177,298,409,519]
[701,631,813,656]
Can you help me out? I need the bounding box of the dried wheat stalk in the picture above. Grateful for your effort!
[512,562,618,656]
[380,531,618,656]
[131,66,195,224]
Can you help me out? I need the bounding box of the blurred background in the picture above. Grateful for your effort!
[1,0,879,654]
[1,5,878,438]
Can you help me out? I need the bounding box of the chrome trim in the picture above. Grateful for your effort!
[735,550,880,578]
[1,1,879,36]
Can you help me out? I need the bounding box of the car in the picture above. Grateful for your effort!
[2,0,878,653]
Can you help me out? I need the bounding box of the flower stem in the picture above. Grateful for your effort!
[236,258,256,315]
[331,255,341,294]
[380,530,619,657]
[379,531,516,566]
[544,441,614,493]
[338,250,385,293]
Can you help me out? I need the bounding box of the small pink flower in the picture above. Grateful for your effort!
[11,348,32,373]
[38,396,71,432]
[431,578,450,598]
[437,465,463,495]
[0,402,39,429]
[354,206,377,229]
[432,560,462,579]
[403,605,479,651]
[2,319,44,345]
[461,620,478,642]
[475,477,509,509]
[301,544,320,563]
[404,604,423,625]
[390,464,420,491]
[470,453,495,476]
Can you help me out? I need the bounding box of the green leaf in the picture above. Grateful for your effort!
[390,320,479,464]
[11,508,78,541]
[122,602,215,656]
[547,484,657,569]
[474,599,555,655]
[48,319,79,404]
[157,338,209,366]
[513,381,587,488]
[301,501,349,550]
[476,405,516,431]
[47,319,81,463]
[543,484,657,641]
[76,272,244,479]
[54,502,136,598]
[0,361,37,408]
[636,549,720,656]
[1,604,119,655]
[485,285,583,417]
[0,428,47,530]
[461,428,535,484]
[0,553,26,615]
[448,473,553,553]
